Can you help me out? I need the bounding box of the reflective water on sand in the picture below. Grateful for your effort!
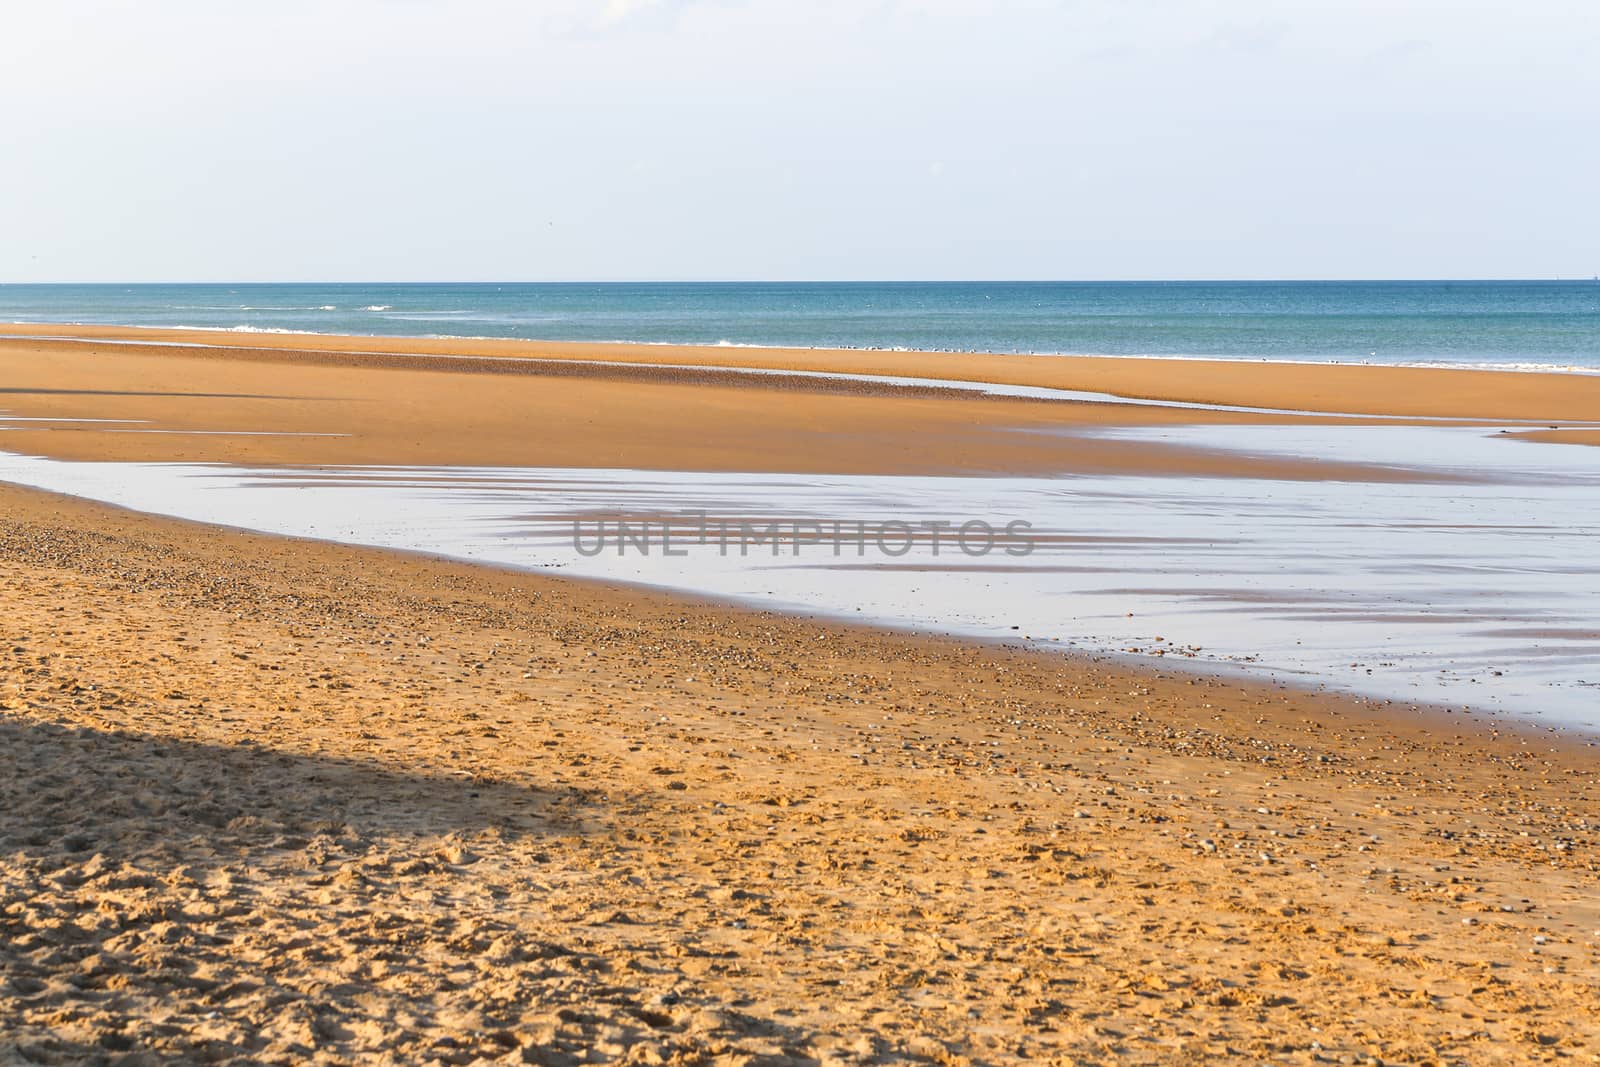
[2,423,1597,728]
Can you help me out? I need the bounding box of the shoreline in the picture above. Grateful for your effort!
[3,476,1597,1063]
[12,330,1600,427]
[8,317,1600,377]
[6,328,1535,478]
[6,477,1561,746]
[8,460,1579,739]
[7,321,1600,424]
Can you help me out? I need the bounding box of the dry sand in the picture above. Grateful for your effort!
[2,484,1598,1066]
[2,328,1599,1064]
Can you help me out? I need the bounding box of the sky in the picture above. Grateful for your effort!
[4,0,1598,282]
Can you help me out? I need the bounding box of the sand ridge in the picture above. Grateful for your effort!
[0,332,1583,479]
[7,322,1600,422]
[1,482,1596,1065]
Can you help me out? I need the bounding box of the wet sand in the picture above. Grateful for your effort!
[2,328,1597,480]
[7,322,1600,423]
[2,482,1597,1064]
[0,334,1329,479]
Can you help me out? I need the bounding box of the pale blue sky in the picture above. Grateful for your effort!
[5,0,1597,282]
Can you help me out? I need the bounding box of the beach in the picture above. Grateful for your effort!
[3,327,1599,1064]
[3,481,1598,1065]
[3,325,1600,474]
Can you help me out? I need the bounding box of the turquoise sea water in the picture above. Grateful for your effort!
[3,280,1599,369]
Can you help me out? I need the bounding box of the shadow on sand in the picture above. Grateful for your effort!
[0,713,576,866]
[0,713,615,1065]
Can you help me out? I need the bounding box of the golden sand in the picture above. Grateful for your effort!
[2,483,1596,1064]
[1,328,1596,480]
[1,327,1598,1063]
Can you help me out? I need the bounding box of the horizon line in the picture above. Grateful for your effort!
[4,277,1599,287]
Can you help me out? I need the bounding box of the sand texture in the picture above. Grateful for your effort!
[2,483,1597,1066]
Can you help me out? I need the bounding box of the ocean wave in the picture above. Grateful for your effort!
[362,305,393,312]
[0,319,318,336]
[8,317,1600,374]
[166,324,317,335]
[1393,360,1600,375]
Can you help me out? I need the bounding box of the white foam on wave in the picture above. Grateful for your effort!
[166,324,315,335]
[8,319,1600,375]
[1395,360,1600,376]
[383,310,475,318]
[237,305,340,312]
[362,305,393,312]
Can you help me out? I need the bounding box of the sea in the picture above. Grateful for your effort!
[3,280,1599,370]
